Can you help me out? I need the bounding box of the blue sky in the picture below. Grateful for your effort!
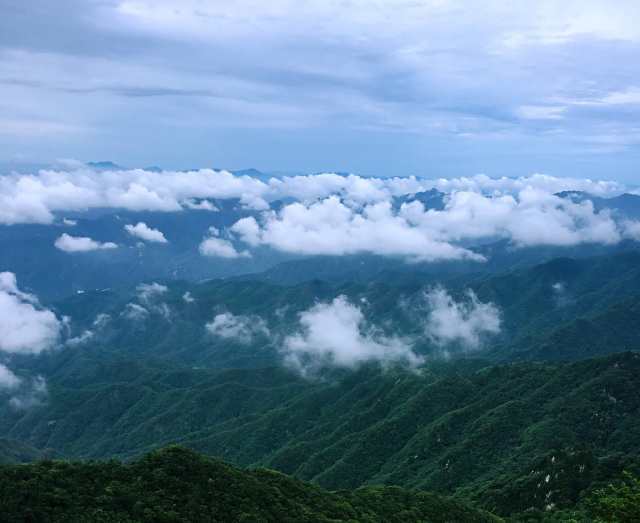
[1,0,640,181]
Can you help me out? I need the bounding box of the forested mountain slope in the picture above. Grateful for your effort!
[2,353,639,518]
[0,446,498,523]
[39,249,640,369]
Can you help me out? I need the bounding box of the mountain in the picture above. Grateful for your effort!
[3,230,640,519]
[0,438,52,464]
[557,191,640,220]
[2,352,639,519]
[86,160,126,170]
[0,445,498,522]
[3,189,639,300]
[35,249,640,371]
[0,205,293,299]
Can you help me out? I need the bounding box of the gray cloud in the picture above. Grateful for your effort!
[2,2,640,177]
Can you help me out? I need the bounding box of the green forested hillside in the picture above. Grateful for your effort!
[41,250,640,370]
[0,438,51,464]
[0,446,498,523]
[3,251,640,520]
[2,353,639,518]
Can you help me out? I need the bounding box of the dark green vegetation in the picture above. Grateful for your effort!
[0,438,51,464]
[2,248,640,520]
[2,354,639,519]
[0,446,498,522]
[44,249,640,368]
[586,471,640,522]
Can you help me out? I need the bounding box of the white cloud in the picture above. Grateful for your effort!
[182,291,195,303]
[124,222,168,243]
[403,188,622,248]
[232,187,626,260]
[136,282,168,303]
[122,302,149,321]
[62,218,77,226]
[231,198,482,262]
[54,233,118,252]
[284,295,421,373]
[622,220,640,240]
[66,330,95,346]
[206,312,269,344]
[0,272,61,354]
[199,227,250,258]
[93,313,111,328]
[424,288,501,349]
[0,364,21,389]
[1,166,636,263]
[9,376,47,410]
[0,166,627,226]
[183,199,219,211]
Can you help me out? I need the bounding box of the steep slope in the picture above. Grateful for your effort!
[0,446,498,523]
[0,438,51,464]
[41,249,640,370]
[2,353,639,517]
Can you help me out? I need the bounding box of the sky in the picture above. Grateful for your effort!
[1,0,640,180]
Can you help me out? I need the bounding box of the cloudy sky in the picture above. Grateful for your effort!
[1,0,639,180]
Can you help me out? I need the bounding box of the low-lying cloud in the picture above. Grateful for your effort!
[136,282,168,303]
[125,222,168,243]
[122,303,149,321]
[0,166,627,226]
[424,288,501,349]
[8,376,48,410]
[2,166,639,263]
[231,187,632,260]
[231,198,482,262]
[0,272,62,354]
[0,364,21,390]
[55,233,118,252]
[206,312,269,344]
[199,227,250,259]
[284,295,422,374]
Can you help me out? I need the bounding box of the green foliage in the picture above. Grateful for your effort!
[0,446,498,522]
[0,438,52,464]
[3,250,640,520]
[2,354,639,519]
[586,471,640,522]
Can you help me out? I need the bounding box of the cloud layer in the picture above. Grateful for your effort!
[2,166,639,263]
[0,166,626,226]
